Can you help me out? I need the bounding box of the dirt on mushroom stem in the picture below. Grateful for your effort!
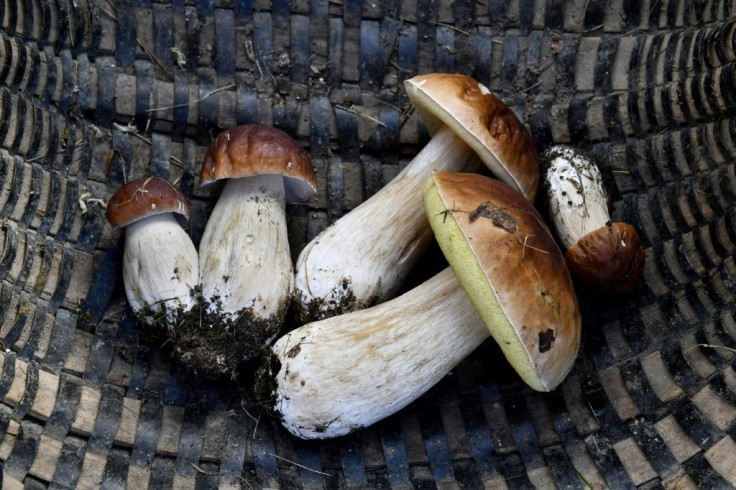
[166,293,291,380]
[292,277,381,323]
[254,351,281,417]
[253,351,363,437]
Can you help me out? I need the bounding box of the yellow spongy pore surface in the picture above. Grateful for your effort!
[422,175,544,391]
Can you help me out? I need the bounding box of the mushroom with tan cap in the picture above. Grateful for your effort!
[106,176,198,326]
[541,145,645,295]
[196,124,316,368]
[257,172,580,439]
[293,73,539,322]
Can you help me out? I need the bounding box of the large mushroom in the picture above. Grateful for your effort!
[195,124,316,369]
[541,145,645,295]
[293,73,539,322]
[106,176,198,326]
[257,172,579,439]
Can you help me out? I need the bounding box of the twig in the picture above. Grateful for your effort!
[26,143,84,163]
[146,84,236,113]
[241,401,262,439]
[191,463,216,476]
[519,79,544,94]
[685,343,736,355]
[573,466,594,490]
[67,3,76,46]
[389,61,412,73]
[113,122,185,168]
[100,0,117,20]
[138,37,174,80]
[334,105,388,128]
[255,57,277,83]
[267,452,332,477]
[429,21,471,36]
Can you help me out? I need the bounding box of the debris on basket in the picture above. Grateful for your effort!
[255,172,580,440]
[79,191,107,214]
[541,145,645,295]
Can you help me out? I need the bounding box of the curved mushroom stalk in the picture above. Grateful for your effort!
[293,125,480,321]
[199,173,293,328]
[258,268,488,439]
[293,73,540,323]
[542,146,645,295]
[123,213,199,324]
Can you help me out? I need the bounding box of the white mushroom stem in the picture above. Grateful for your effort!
[293,125,481,320]
[199,173,293,322]
[123,213,198,324]
[262,267,488,439]
[543,146,610,249]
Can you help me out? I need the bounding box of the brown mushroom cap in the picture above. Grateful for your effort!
[565,222,645,295]
[106,176,190,228]
[200,124,317,202]
[424,171,580,391]
[406,73,539,202]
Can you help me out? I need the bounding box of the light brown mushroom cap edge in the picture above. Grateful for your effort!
[423,171,581,391]
[406,73,539,202]
[200,124,317,202]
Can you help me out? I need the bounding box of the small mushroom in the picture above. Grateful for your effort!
[197,124,316,363]
[257,172,579,439]
[293,73,539,322]
[541,145,645,295]
[106,176,198,325]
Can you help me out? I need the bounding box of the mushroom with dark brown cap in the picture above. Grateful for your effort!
[197,124,316,365]
[106,176,198,325]
[292,73,539,322]
[541,145,645,295]
[257,172,579,439]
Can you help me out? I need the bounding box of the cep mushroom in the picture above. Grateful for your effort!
[541,145,645,295]
[106,176,198,326]
[257,172,579,439]
[195,124,316,369]
[293,73,539,322]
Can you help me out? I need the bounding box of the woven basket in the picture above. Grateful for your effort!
[1,0,736,487]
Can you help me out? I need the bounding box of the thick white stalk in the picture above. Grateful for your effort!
[123,213,198,324]
[543,146,610,249]
[261,267,488,439]
[199,173,293,322]
[293,126,480,320]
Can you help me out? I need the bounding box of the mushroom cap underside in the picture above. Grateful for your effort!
[406,73,539,202]
[106,176,190,228]
[424,171,581,391]
[199,124,317,202]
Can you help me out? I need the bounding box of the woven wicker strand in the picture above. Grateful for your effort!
[1,0,736,488]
